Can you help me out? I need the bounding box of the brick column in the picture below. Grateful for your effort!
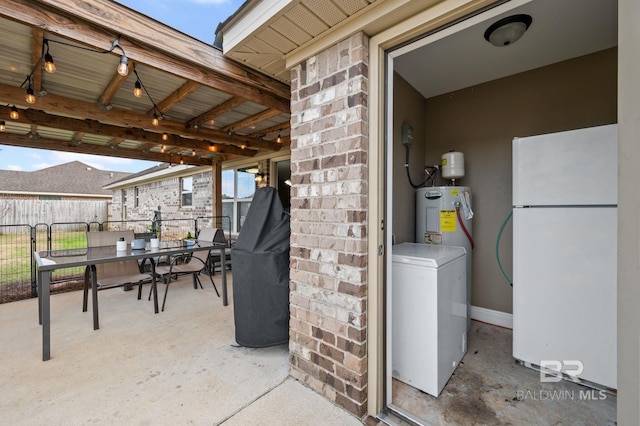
[289,32,369,418]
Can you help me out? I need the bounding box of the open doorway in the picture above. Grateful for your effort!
[383,0,618,423]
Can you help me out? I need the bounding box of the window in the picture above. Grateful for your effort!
[38,195,62,200]
[222,167,257,234]
[181,176,193,207]
[122,189,127,204]
[134,186,140,207]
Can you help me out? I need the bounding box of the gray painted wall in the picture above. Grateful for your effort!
[392,48,616,314]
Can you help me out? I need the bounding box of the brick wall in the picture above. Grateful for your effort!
[112,170,213,221]
[289,31,369,418]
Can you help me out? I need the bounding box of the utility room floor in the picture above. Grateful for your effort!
[391,320,616,426]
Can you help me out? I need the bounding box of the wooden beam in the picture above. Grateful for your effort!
[31,28,44,92]
[153,80,201,116]
[187,96,246,129]
[0,132,217,166]
[0,104,258,158]
[223,108,283,133]
[98,70,128,108]
[0,84,280,151]
[0,0,290,112]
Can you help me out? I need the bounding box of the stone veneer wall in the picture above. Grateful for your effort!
[289,32,370,418]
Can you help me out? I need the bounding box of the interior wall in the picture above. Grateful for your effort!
[419,48,617,314]
[392,74,427,244]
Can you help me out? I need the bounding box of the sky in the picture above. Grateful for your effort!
[0,0,245,173]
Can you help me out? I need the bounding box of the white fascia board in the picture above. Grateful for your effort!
[1,191,111,198]
[103,165,198,190]
[222,0,296,54]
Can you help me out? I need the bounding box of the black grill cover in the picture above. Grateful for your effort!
[231,187,290,347]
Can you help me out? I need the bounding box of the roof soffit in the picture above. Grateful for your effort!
[218,0,445,81]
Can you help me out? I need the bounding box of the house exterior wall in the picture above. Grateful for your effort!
[111,170,213,222]
[289,31,370,418]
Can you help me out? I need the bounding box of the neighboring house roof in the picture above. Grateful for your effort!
[0,161,131,197]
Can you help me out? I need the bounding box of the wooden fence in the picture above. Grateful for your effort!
[0,199,109,227]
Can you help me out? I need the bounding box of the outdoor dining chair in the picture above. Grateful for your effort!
[152,228,221,311]
[83,230,154,330]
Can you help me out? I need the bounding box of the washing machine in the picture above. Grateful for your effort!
[392,242,467,397]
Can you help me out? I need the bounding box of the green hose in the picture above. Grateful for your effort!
[496,209,513,287]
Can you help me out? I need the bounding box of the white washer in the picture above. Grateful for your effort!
[392,243,467,397]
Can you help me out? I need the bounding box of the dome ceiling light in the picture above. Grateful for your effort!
[484,14,533,47]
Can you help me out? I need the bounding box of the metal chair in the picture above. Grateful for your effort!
[84,230,155,330]
[153,228,221,311]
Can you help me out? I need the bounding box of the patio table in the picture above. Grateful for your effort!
[34,240,227,361]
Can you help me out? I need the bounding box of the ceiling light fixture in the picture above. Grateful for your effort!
[151,112,159,126]
[276,132,282,143]
[10,106,19,120]
[484,14,532,47]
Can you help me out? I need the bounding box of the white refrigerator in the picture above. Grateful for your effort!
[512,124,617,390]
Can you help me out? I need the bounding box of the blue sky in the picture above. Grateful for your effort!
[0,0,245,173]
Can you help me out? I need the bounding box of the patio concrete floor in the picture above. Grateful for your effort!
[0,272,361,425]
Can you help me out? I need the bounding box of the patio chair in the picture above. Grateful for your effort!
[153,228,221,311]
[206,228,230,275]
[83,230,154,330]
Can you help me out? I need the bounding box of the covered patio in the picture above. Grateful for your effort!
[0,272,360,425]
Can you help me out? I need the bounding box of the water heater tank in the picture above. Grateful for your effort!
[441,151,465,180]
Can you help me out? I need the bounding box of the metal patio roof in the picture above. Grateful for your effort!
[0,0,291,167]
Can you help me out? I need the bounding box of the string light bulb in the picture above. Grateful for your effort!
[25,86,36,104]
[180,156,184,165]
[276,132,282,143]
[162,132,168,141]
[117,54,128,76]
[133,80,142,97]
[44,41,56,74]
[151,112,159,126]
[160,145,166,153]
[0,121,5,132]
[10,106,19,120]
[191,149,196,156]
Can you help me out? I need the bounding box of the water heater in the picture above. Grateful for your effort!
[416,186,473,328]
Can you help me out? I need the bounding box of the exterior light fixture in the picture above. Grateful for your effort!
[133,80,142,97]
[0,120,5,131]
[276,132,282,143]
[484,14,532,47]
[162,132,168,141]
[10,106,19,120]
[43,41,56,73]
[151,112,159,126]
